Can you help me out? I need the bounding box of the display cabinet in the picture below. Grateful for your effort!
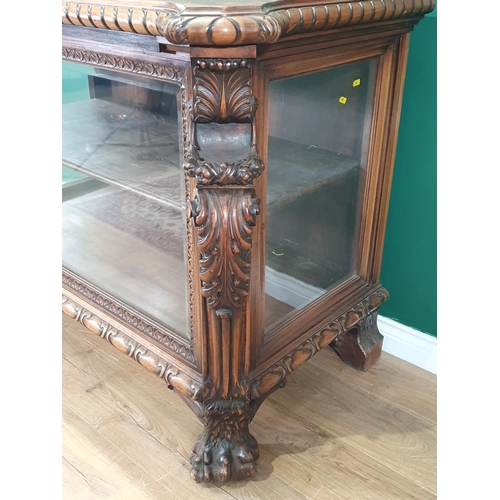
[62,0,435,484]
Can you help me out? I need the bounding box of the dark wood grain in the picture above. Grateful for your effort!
[62,0,434,484]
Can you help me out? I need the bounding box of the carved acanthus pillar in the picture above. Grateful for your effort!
[183,57,264,483]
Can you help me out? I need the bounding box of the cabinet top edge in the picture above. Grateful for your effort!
[62,0,435,47]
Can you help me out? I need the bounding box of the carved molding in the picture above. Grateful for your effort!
[250,287,390,399]
[62,271,195,364]
[178,81,198,343]
[62,1,435,46]
[62,294,202,404]
[62,47,183,82]
[164,14,282,46]
[62,2,175,36]
[61,60,196,359]
[269,0,433,38]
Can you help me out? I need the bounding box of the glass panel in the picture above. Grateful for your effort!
[265,59,377,332]
[62,61,190,339]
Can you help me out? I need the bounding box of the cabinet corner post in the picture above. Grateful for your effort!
[182,56,267,483]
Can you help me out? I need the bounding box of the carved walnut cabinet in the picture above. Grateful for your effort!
[62,0,435,484]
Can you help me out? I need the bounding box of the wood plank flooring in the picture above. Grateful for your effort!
[62,313,436,499]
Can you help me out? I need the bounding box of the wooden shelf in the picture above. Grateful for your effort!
[267,136,360,207]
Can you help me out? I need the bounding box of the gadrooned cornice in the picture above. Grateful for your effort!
[62,0,435,47]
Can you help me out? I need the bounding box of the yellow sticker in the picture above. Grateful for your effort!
[353,78,361,87]
[339,96,347,104]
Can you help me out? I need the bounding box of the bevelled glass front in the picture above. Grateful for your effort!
[265,59,377,332]
[62,62,190,339]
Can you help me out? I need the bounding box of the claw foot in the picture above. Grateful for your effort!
[190,430,259,483]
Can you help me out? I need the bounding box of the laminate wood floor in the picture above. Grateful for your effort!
[62,313,436,499]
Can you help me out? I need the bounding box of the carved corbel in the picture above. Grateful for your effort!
[183,57,265,483]
[183,59,264,187]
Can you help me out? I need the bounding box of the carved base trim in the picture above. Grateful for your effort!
[250,287,389,399]
[62,270,195,364]
[62,293,202,406]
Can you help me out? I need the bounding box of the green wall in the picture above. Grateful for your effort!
[379,9,437,337]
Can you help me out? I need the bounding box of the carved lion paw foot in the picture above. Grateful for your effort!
[190,433,259,483]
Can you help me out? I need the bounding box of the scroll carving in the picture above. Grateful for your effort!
[182,53,265,480]
[188,188,259,483]
[184,144,264,186]
[250,287,389,399]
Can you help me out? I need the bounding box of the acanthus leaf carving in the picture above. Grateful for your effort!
[193,59,253,124]
[182,55,264,483]
[191,189,258,310]
[62,48,183,82]
[184,142,264,186]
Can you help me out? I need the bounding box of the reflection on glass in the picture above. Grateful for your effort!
[265,59,377,332]
[62,61,190,339]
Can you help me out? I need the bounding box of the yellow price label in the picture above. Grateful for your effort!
[353,78,361,87]
[339,96,347,104]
